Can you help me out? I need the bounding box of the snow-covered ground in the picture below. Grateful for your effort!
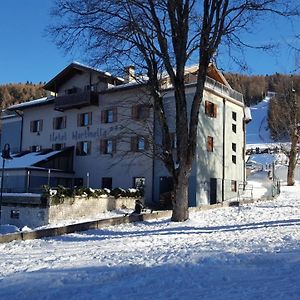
[0,166,300,300]
[246,96,274,144]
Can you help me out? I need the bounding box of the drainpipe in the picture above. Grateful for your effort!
[151,104,156,206]
[13,110,24,152]
[222,98,226,202]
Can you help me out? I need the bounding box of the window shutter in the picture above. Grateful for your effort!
[63,116,67,128]
[88,112,92,125]
[77,114,81,127]
[144,136,149,151]
[100,139,105,154]
[112,138,117,153]
[213,104,217,117]
[131,136,137,152]
[205,101,209,115]
[132,105,138,120]
[39,120,43,132]
[30,121,34,132]
[207,136,213,152]
[101,110,106,123]
[113,107,117,122]
[53,118,56,130]
[145,105,150,119]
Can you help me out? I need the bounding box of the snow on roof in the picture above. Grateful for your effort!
[7,96,54,111]
[1,150,61,170]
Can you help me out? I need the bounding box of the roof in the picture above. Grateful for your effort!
[7,97,54,111]
[44,62,124,92]
[1,148,72,171]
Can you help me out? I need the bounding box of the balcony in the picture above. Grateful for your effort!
[54,91,99,110]
[205,76,243,103]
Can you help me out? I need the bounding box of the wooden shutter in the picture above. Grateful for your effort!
[100,139,106,154]
[205,101,209,115]
[63,116,67,128]
[53,118,56,130]
[112,138,117,153]
[88,112,92,125]
[132,105,138,120]
[101,110,106,123]
[39,120,43,132]
[131,136,137,152]
[207,136,213,152]
[30,121,34,132]
[77,114,81,127]
[213,104,217,118]
[144,136,149,151]
[113,107,118,122]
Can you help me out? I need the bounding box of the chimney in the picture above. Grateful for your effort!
[124,66,135,83]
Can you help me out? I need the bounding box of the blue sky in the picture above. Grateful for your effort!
[0,0,299,84]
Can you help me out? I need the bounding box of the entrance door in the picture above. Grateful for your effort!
[210,178,217,204]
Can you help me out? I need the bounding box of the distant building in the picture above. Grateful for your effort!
[1,62,247,207]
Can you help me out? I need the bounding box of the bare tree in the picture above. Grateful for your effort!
[268,77,300,185]
[49,0,299,221]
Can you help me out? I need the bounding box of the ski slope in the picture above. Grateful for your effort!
[246,96,273,145]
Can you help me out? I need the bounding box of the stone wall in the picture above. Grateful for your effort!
[48,196,136,223]
[1,196,138,228]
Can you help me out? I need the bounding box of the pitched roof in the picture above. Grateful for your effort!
[44,62,123,92]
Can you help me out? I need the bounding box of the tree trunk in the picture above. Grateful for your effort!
[287,133,298,186]
[171,173,189,222]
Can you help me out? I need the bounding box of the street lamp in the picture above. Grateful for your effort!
[0,144,13,218]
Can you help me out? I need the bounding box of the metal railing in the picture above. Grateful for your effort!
[205,76,244,103]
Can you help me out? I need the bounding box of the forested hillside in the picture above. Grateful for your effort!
[0,83,47,109]
[225,73,300,106]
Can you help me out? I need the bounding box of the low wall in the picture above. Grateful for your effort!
[48,196,136,223]
[1,196,138,228]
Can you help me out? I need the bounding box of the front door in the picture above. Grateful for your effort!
[210,178,217,205]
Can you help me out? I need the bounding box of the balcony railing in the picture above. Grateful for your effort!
[54,91,99,110]
[205,77,244,103]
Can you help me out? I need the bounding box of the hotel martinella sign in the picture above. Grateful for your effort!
[49,125,123,143]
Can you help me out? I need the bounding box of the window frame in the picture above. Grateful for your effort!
[207,136,214,152]
[53,116,67,130]
[76,141,91,156]
[30,120,43,133]
[205,101,217,118]
[78,112,92,127]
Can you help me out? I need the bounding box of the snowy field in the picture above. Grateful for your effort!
[0,167,300,300]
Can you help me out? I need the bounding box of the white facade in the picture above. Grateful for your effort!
[3,62,246,206]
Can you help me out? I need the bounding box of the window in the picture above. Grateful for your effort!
[132,104,150,120]
[207,136,214,152]
[77,112,92,127]
[101,108,117,123]
[133,177,145,189]
[84,84,97,92]
[232,155,236,164]
[131,136,148,152]
[53,116,66,130]
[100,139,116,154]
[205,101,217,118]
[232,143,236,152]
[232,111,237,121]
[102,177,112,190]
[231,180,237,192]
[65,87,77,94]
[30,120,43,133]
[52,143,65,150]
[30,145,42,152]
[76,141,91,156]
[10,210,20,219]
[232,124,237,133]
